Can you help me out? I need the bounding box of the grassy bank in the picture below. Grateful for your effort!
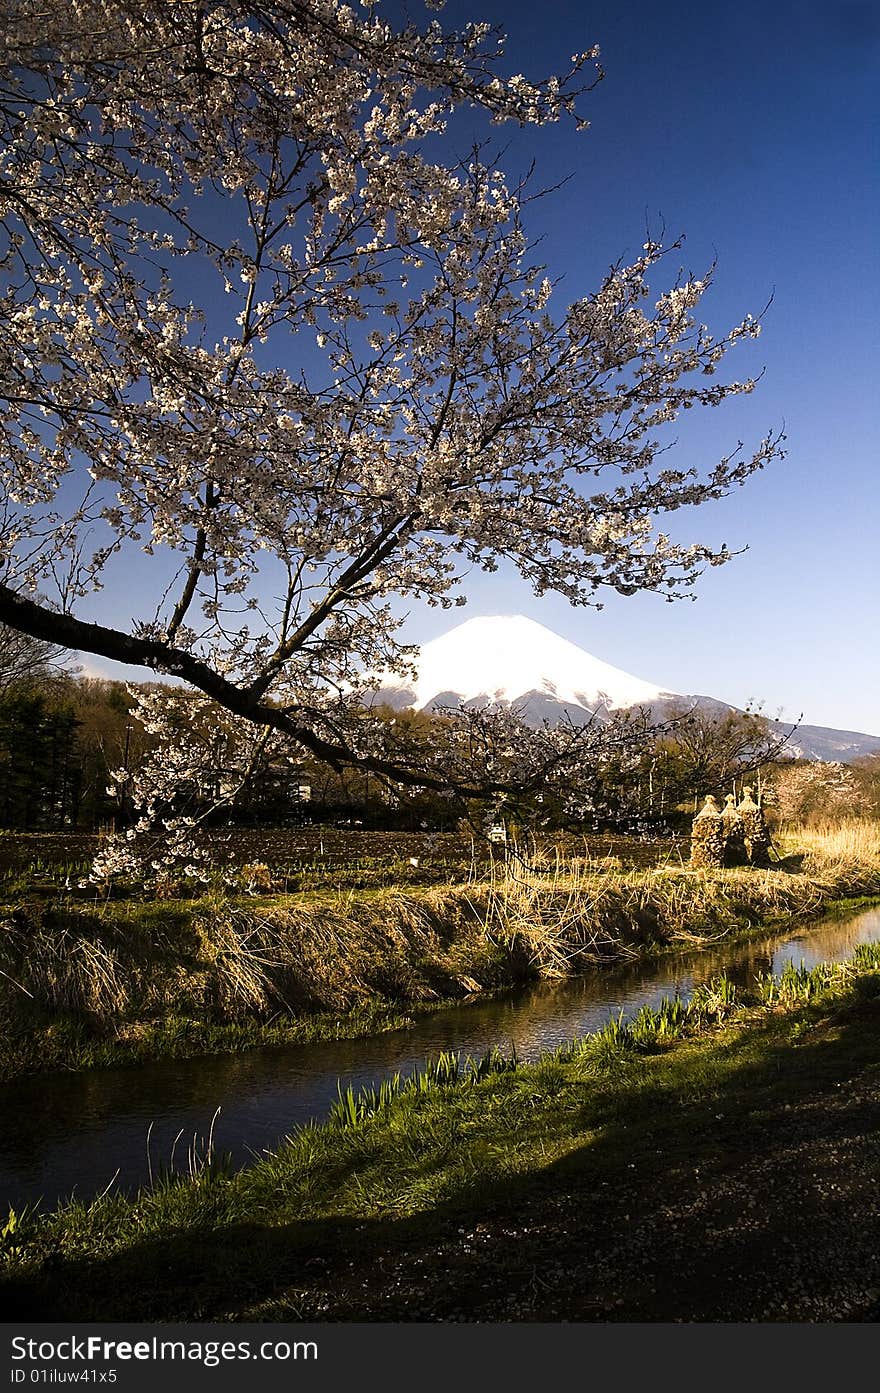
[2,821,879,1080]
[5,936,880,1321]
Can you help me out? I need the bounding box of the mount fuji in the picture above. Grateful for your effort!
[374,615,880,764]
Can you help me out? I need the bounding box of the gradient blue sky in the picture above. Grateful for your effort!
[390,0,878,734]
[86,0,879,734]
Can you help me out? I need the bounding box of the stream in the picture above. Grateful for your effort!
[2,902,879,1212]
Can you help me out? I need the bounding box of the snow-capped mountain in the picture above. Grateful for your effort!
[378,614,670,719]
[374,614,880,763]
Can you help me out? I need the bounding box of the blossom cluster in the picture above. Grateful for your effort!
[0,1,783,854]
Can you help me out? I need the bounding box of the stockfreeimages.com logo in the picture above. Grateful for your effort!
[10,1336,317,1371]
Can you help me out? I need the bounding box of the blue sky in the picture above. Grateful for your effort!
[390,0,879,734]
[84,0,879,735]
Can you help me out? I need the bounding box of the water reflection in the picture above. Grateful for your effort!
[2,905,878,1211]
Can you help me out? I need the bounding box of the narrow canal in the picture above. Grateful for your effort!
[2,903,879,1211]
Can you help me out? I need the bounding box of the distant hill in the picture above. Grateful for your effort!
[373,615,880,764]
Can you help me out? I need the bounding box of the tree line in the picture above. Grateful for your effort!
[0,627,139,830]
[8,623,877,835]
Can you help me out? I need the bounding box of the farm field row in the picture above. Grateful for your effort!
[0,825,688,895]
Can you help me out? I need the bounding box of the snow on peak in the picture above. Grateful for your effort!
[398,614,670,713]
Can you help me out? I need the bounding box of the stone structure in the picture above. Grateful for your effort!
[738,785,771,866]
[721,793,746,867]
[690,794,726,869]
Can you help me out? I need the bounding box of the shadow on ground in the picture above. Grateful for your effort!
[6,983,880,1322]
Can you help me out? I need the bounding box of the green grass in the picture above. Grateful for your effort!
[0,1002,433,1077]
[6,940,880,1321]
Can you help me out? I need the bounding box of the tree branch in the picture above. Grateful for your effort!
[0,583,511,797]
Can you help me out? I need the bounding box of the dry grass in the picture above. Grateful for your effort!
[1,823,878,1063]
[468,838,874,976]
[10,922,130,1020]
[189,887,510,1014]
[774,819,880,902]
[778,818,880,864]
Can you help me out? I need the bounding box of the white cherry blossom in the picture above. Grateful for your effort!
[0,0,783,872]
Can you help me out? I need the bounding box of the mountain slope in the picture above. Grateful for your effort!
[374,615,880,763]
[381,614,670,714]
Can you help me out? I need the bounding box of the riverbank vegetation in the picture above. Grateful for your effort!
[5,933,880,1321]
[2,821,879,1081]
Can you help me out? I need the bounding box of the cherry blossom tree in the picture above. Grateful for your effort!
[0,0,783,825]
[768,761,864,826]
